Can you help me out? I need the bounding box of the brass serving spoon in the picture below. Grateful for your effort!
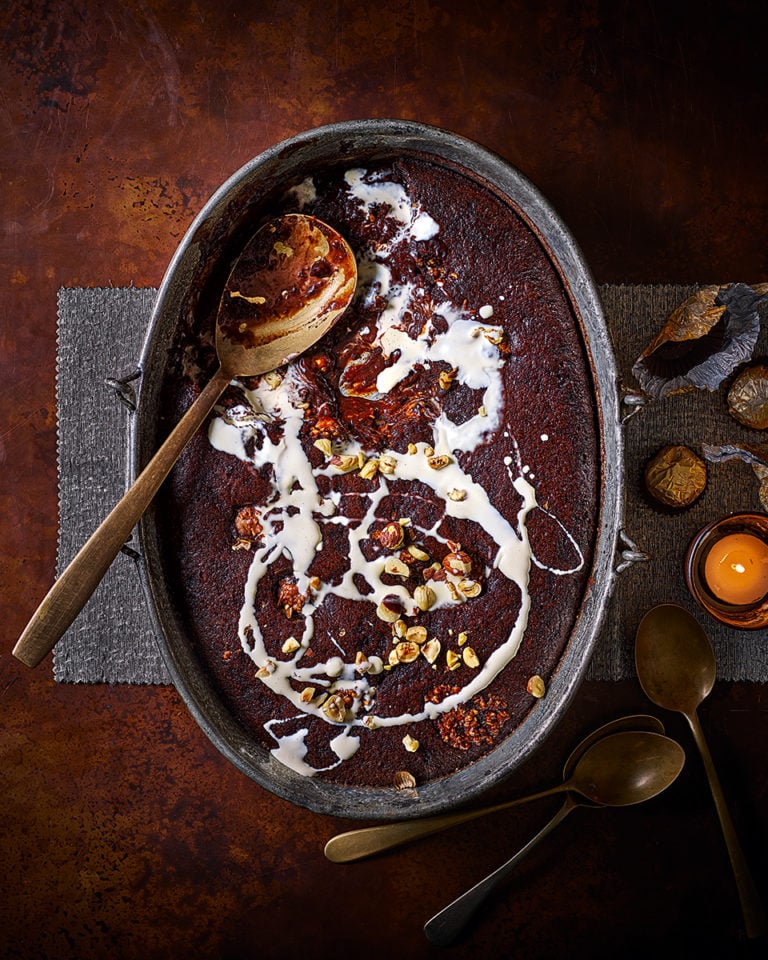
[13,214,357,669]
[423,729,685,947]
[324,714,665,864]
[635,603,766,940]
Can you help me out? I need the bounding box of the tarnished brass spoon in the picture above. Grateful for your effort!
[635,603,766,940]
[13,214,357,669]
[324,714,665,864]
[423,729,684,947]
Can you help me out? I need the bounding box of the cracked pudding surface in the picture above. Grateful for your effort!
[154,155,600,789]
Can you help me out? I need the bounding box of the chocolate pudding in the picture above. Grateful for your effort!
[155,156,599,790]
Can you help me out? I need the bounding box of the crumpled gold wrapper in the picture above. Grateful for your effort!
[728,363,768,429]
[644,444,707,508]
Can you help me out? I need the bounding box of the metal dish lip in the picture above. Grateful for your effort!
[130,119,624,819]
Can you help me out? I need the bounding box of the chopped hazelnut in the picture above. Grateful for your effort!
[438,368,456,390]
[329,454,359,473]
[422,638,441,664]
[281,636,301,654]
[442,543,472,576]
[413,584,436,611]
[395,641,421,663]
[263,371,283,389]
[376,521,405,550]
[359,458,380,480]
[446,649,461,671]
[384,556,410,578]
[462,647,480,668]
[458,578,482,598]
[393,618,408,638]
[407,544,430,561]
[376,595,404,623]
[394,770,417,790]
[322,694,347,723]
[379,454,397,475]
[406,625,428,645]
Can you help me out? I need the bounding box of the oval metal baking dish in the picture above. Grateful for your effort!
[131,120,623,820]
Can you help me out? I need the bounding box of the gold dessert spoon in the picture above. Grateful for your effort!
[423,729,685,947]
[13,214,357,668]
[635,603,766,940]
[324,714,665,864]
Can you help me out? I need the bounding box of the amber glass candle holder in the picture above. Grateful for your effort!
[685,512,768,629]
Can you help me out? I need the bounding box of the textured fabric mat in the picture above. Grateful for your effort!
[54,285,768,684]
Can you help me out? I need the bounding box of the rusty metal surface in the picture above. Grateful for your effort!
[1,1,767,957]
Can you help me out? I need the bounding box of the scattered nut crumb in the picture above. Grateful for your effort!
[406,625,428,645]
[413,584,436,611]
[462,646,480,668]
[281,636,301,654]
[322,694,347,723]
[422,638,441,664]
[446,649,461,671]
[395,640,421,663]
[384,556,410,578]
[394,770,417,790]
[359,458,380,480]
[527,675,546,698]
[329,454,359,473]
[458,578,482,598]
[407,544,430,561]
[256,659,276,678]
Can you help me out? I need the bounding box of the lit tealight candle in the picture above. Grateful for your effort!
[704,532,768,606]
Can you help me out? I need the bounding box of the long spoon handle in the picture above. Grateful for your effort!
[324,783,567,863]
[687,710,766,939]
[424,798,575,947]
[12,367,232,668]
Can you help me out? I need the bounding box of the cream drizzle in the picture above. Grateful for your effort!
[206,168,584,776]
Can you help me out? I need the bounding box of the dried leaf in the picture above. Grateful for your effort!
[631,283,765,399]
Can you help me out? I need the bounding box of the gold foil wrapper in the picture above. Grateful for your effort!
[644,444,707,508]
[728,363,768,430]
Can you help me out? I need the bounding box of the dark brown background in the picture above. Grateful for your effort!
[2,1,767,958]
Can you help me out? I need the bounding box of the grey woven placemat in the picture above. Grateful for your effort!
[53,285,768,684]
